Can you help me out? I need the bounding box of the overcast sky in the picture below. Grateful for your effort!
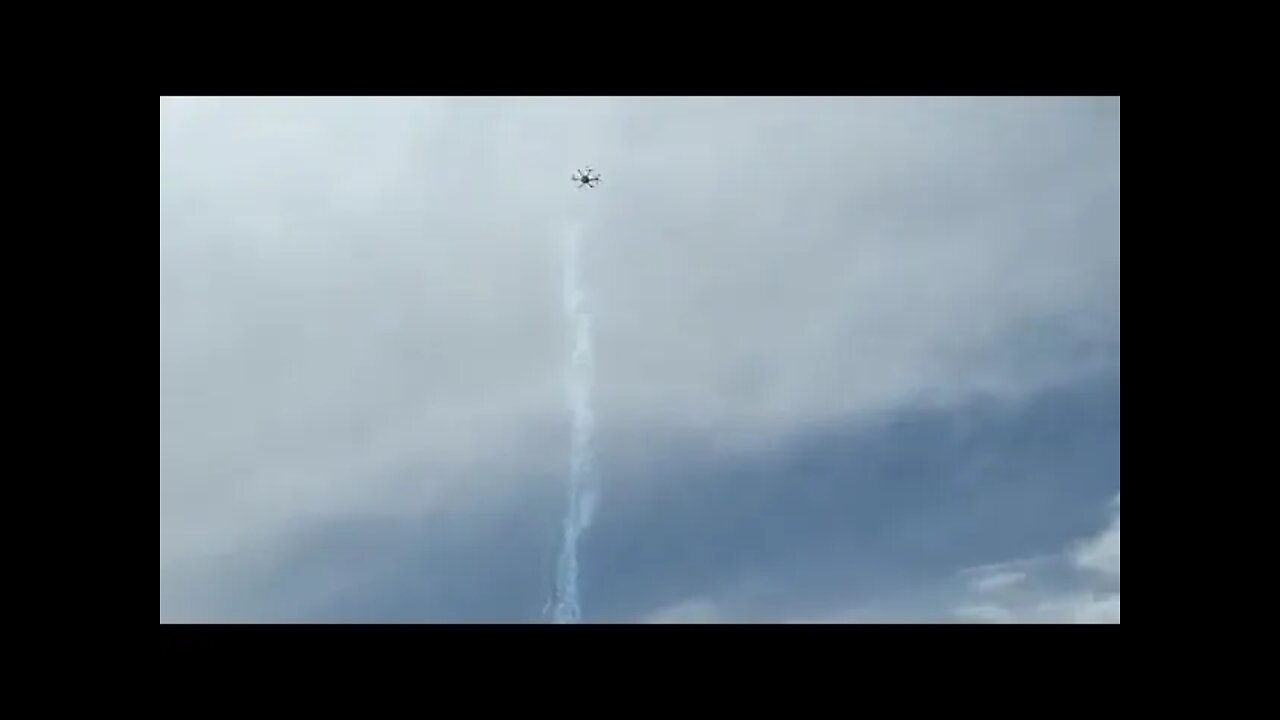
[159,96,1120,622]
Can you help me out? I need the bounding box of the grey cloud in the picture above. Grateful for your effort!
[588,98,1118,443]
[161,366,1118,623]
[160,97,1118,620]
[587,370,1119,623]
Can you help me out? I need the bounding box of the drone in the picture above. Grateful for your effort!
[572,167,601,189]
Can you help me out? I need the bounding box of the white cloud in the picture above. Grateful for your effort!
[160,98,1119,618]
[1073,495,1120,578]
[971,569,1027,593]
[1031,592,1120,623]
[644,492,1120,625]
[644,597,722,623]
[952,494,1120,623]
[777,493,1120,624]
[952,604,1016,623]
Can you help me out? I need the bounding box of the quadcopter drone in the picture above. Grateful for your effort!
[571,167,601,189]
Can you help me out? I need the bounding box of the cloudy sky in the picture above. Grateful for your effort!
[159,96,1120,622]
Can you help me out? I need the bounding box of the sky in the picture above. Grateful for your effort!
[159,96,1120,623]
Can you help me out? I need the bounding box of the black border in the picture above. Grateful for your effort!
[157,22,1120,96]
[161,623,1120,677]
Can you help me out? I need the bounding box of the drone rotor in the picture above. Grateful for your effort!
[571,166,602,187]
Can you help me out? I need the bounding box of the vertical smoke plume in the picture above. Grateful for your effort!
[550,222,599,623]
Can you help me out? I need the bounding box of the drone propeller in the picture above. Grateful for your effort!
[571,167,601,187]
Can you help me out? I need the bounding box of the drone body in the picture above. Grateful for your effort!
[572,167,601,188]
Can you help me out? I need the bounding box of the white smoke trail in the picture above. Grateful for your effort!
[550,221,599,623]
